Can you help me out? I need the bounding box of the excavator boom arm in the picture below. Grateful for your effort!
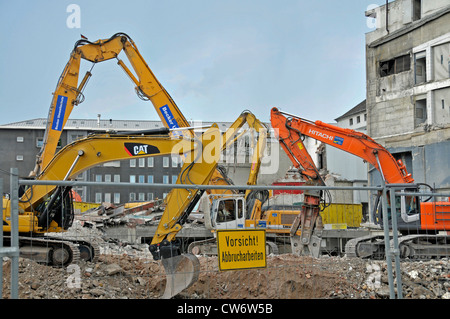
[34,33,191,176]
[22,125,220,219]
[270,107,414,185]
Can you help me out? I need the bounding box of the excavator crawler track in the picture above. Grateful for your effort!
[345,233,450,260]
[5,236,100,267]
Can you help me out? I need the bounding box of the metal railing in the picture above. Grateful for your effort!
[0,169,20,299]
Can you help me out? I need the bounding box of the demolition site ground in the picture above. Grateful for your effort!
[2,243,450,299]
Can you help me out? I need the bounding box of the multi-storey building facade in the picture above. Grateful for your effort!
[365,0,450,191]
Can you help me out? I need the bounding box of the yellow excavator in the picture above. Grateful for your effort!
[4,124,221,297]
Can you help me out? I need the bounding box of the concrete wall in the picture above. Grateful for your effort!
[366,1,450,191]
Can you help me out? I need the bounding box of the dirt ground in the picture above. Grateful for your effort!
[2,250,449,299]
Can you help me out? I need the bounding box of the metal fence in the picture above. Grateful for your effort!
[2,171,449,300]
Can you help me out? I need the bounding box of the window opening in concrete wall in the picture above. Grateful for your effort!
[379,54,410,77]
[414,51,427,84]
[414,97,427,126]
[412,0,421,21]
[393,151,413,176]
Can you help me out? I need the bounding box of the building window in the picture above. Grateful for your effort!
[163,175,169,184]
[147,157,154,167]
[172,175,178,184]
[138,193,145,201]
[172,156,179,167]
[412,0,421,21]
[356,116,361,124]
[114,174,120,183]
[130,159,136,167]
[16,136,24,143]
[163,157,169,168]
[70,134,84,143]
[147,193,154,201]
[104,174,111,182]
[380,54,410,77]
[104,193,111,203]
[95,174,102,182]
[129,193,136,202]
[35,137,62,148]
[95,193,102,203]
[16,155,23,161]
[414,51,427,84]
[138,175,145,183]
[147,175,154,183]
[349,118,353,126]
[130,175,136,183]
[138,158,145,167]
[415,97,427,126]
[36,138,44,148]
[114,193,120,204]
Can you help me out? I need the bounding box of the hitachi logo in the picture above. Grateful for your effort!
[308,129,334,141]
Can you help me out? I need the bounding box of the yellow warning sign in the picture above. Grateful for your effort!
[216,229,266,271]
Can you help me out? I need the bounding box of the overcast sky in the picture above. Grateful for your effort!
[0,0,385,125]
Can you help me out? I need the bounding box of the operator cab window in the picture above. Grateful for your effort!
[216,199,236,223]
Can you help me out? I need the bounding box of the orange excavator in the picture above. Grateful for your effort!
[270,107,450,259]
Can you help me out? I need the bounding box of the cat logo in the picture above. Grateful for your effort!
[124,143,160,156]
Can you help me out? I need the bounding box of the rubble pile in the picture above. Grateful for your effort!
[2,248,449,299]
[75,200,166,228]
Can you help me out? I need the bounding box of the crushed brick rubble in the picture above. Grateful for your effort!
[2,221,449,299]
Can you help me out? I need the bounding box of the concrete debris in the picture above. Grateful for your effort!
[75,200,166,228]
[2,252,449,299]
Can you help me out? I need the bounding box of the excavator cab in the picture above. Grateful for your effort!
[35,186,75,231]
[371,184,430,232]
[210,196,246,229]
